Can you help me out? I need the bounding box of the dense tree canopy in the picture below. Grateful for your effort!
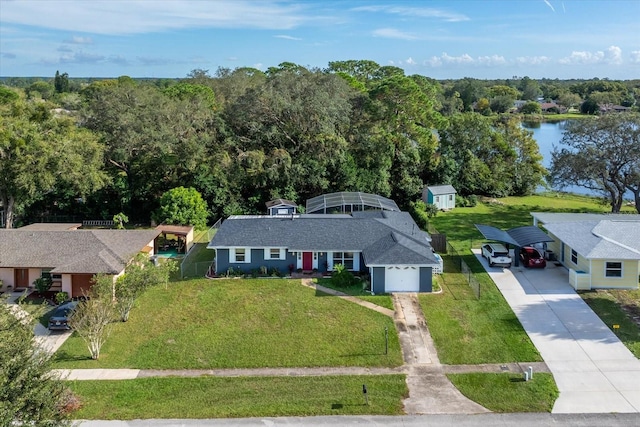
[5,64,637,227]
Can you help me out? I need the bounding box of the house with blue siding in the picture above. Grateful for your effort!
[208,194,439,293]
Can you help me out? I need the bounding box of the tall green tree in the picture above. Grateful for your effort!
[550,113,640,212]
[54,70,70,93]
[1,306,72,426]
[0,100,107,227]
[154,186,209,228]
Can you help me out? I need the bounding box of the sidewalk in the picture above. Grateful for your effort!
[475,250,640,413]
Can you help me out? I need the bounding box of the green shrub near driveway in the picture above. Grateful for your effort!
[52,279,402,369]
[69,375,408,419]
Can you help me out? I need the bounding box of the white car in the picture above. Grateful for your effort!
[481,243,512,268]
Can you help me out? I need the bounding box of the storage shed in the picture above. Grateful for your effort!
[423,185,457,210]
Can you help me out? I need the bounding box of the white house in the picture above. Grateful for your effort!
[423,185,457,210]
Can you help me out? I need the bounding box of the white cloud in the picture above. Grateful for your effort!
[543,0,555,12]
[630,51,640,64]
[352,5,469,22]
[427,52,474,67]
[372,28,418,40]
[477,55,507,66]
[516,56,551,65]
[0,1,310,35]
[64,35,93,44]
[274,35,302,41]
[607,45,623,64]
[405,57,416,65]
[558,46,623,65]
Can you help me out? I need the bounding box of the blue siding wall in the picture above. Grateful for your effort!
[215,248,297,275]
[419,267,433,292]
[372,267,386,294]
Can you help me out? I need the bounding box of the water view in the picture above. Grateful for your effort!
[523,120,633,199]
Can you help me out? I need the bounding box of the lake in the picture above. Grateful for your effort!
[522,120,632,198]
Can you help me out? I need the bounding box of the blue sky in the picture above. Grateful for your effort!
[1,0,639,79]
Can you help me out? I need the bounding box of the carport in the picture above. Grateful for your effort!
[475,224,554,267]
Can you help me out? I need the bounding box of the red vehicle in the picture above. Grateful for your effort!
[520,247,547,268]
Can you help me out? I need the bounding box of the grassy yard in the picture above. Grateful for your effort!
[580,289,640,358]
[315,278,394,311]
[428,193,640,362]
[52,278,402,369]
[448,373,558,412]
[420,255,541,364]
[68,375,407,419]
[430,193,635,250]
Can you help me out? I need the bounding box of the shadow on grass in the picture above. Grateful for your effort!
[331,403,367,409]
[53,350,93,363]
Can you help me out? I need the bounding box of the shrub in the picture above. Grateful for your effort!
[332,264,359,288]
[33,276,53,294]
[55,291,69,305]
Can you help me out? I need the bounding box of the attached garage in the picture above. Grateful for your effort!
[71,274,95,297]
[385,266,421,292]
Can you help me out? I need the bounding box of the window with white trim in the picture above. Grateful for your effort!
[449,195,453,201]
[571,249,577,264]
[234,248,246,263]
[605,262,623,278]
[333,252,354,270]
[267,248,283,260]
[435,196,440,203]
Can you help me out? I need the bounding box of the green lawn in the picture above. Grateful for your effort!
[68,375,407,419]
[315,278,394,311]
[430,193,635,250]
[420,255,541,364]
[448,373,558,412]
[580,289,640,358]
[52,279,402,369]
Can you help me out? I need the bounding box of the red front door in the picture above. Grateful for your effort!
[302,252,313,270]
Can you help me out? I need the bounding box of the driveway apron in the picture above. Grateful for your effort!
[475,251,640,413]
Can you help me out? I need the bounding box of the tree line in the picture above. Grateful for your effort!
[1,61,638,227]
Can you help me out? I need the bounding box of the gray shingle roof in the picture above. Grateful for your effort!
[543,220,640,260]
[531,212,640,224]
[427,185,457,195]
[209,212,439,266]
[0,229,160,273]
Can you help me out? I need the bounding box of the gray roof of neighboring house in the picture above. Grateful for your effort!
[427,185,457,195]
[0,229,160,273]
[543,220,640,260]
[209,211,439,266]
[18,223,82,231]
[531,212,640,224]
[266,199,297,208]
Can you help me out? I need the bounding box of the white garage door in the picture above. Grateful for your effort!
[385,266,420,292]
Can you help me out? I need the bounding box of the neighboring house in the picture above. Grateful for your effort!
[0,226,160,297]
[423,185,457,210]
[532,213,640,290]
[208,194,439,293]
[266,199,298,216]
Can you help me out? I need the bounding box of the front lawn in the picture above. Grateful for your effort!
[580,289,640,358]
[447,373,558,412]
[52,279,402,369]
[315,278,394,311]
[69,375,407,419]
[420,255,541,364]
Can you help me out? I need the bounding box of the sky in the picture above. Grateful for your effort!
[1,0,639,80]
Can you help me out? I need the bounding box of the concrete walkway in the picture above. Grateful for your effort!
[475,251,640,413]
[393,293,489,414]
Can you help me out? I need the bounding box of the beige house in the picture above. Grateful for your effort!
[532,213,640,290]
[0,225,159,298]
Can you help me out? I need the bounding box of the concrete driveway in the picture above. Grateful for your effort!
[474,250,640,413]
